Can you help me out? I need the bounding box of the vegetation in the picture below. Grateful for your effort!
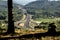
[0,0,60,31]
[25,1,60,19]
[26,10,60,19]
[0,1,60,40]
[0,1,23,23]
[25,1,60,10]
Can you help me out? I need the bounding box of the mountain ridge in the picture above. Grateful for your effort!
[25,1,60,10]
[24,1,60,19]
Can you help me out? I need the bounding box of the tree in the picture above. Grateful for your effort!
[7,0,15,34]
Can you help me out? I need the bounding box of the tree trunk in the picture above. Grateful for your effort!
[7,0,15,34]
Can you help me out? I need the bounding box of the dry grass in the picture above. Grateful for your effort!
[15,29,47,35]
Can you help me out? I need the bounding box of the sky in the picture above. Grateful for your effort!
[2,0,36,5]
[1,0,59,5]
[13,0,36,5]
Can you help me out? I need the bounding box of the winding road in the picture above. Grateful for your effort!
[14,8,39,29]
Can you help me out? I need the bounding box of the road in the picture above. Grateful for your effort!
[24,14,32,28]
[14,8,38,29]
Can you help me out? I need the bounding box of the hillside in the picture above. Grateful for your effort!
[0,1,23,22]
[25,1,60,19]
[0,1,60,22]
[25,1,60,10]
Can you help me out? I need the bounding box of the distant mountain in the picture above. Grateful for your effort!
[0,1,23,9]
[25,1,60,19]
[25,1,60,10]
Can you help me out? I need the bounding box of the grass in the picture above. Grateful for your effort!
[34,18,60,23]
[34,18,60,31]
[15,29,47,35]
[0,18,60,37]
[35,18,54,22]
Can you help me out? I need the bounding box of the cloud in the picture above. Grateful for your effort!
[1,0,36,5]
[13,0,36,5]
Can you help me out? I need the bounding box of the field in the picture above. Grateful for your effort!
[34,18,60,22]
[34,18,60,30]
[0,18,60,40]
[0,18,60,33]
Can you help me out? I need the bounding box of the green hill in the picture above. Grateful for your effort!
[25,1,60,10]
[0,1,23,22]
[0,1,60,21]
[25,1,60,19]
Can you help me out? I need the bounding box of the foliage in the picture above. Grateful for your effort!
[25,1,60,19]
[0,1,23,22]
